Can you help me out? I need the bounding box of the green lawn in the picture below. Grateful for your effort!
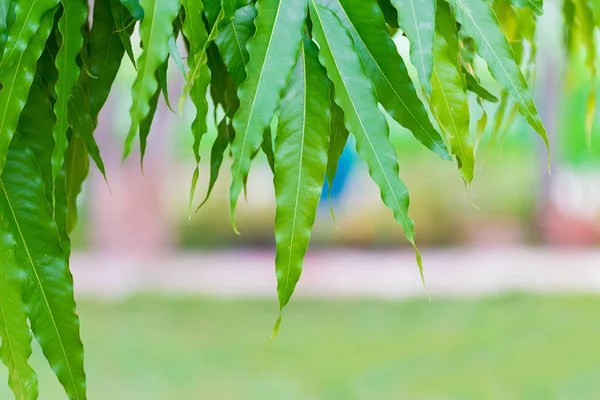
[2,294,600,399]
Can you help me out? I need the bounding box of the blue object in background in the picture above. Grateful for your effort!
[321,143,355,203]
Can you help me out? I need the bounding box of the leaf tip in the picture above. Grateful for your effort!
[265,315,283,350]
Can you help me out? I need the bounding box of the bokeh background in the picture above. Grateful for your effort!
[3,2,600,399]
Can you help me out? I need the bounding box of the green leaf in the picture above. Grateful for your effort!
[322,0,449,159]
[0,9,55,178]
[118,0,143,19]
[0,0,59,68]
[139,68,162,163]
[507,0,543,16]
[110,0,137,68]
[0,235,38,400]
[18,77,57,214]
[206,42,238,116]
[64,136,89,234]
[377,0,399,29]
[389,0,436,93]
[181,0,210,212]
[563,0,575,52]
[69,81,107,180]
[430,0,474,184]
[274,37,330,314]
[52,0,89,210]
[0,134,86,399]
[156,59,174,113]
[462,66,499,103]
[446,0,549,151]
[197,117,231,210]
[89,0,129,122]
[0,0,9,32]
[229,0,307,230]
[309,2,423,280]
[325,84,348,192]
[123,0,181,159]
[215,3,257,87]
[573,0,596,143]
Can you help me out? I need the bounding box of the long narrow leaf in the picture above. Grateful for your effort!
[182,0,210,213]
[51,0,88,210]
[430,0,474,184]
[274,37,330,316]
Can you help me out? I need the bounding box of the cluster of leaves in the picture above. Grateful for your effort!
[0,0,596,398]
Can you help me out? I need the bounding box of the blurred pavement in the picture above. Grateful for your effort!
[71,248,600,299]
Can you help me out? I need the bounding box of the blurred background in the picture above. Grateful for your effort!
[4,2,600,399]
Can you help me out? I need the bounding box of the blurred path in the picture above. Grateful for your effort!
[71,248,600,299]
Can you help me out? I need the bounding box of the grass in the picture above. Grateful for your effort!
[1,294,600,399]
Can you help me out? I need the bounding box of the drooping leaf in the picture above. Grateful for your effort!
[118,0,143,20]
[69,81,107,180]
[321,0,449,159]
[447,0,549,152]
[389,0,436,93]
[181,0,210,212]
[309,2,423,279]
[51,0,88,210]
[123,0,181,159]
[197,117,231,210]
[0,134,86,399]
[0,10,55,178]
[274,37,330,316]
[229,0,307,230]
[0,233,38,400]
[139,69,162,164]
[89,0,129,122]
[430,0,474,184]
[168,34,186,76]
[156,58,174,114]
[110,0,137,68]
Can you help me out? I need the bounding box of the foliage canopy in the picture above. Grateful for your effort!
[0,0,595,397]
